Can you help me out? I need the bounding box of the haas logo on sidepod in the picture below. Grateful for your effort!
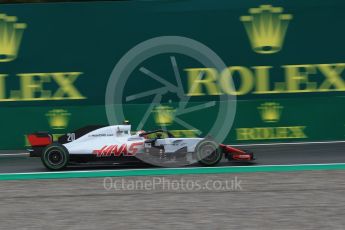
[93,142,143,157]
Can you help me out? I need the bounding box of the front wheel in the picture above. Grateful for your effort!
[41,143,69,170]
[195,139,222,166]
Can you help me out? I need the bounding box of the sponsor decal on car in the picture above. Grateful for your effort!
[93,142,144,157]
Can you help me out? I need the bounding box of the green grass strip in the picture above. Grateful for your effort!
[1,163,345,181]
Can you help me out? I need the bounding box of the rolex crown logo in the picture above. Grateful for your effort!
[240,5,292,54]
[46,109,71,130]
[153,105,175,126]
[258,102,283,123]
[0,13,27,62]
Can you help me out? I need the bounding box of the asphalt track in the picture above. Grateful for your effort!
[0,142,344,229]
[1,170,345,229]
[0,142,345,173]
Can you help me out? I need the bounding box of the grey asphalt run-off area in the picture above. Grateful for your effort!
[0,142,345,229]
[0,170,345,229]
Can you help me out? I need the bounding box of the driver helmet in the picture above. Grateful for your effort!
[123,120,131,125]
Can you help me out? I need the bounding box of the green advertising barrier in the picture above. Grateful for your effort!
[0,0,345,150]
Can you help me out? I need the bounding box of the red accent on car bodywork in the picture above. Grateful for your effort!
[219,144,253,161]
[219,144,246,154]
[232,154,252,161]
[27,134,52,147]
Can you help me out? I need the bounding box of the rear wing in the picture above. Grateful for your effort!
[27,132,53,147]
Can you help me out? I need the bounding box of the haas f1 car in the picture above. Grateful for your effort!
[27,124,254,170]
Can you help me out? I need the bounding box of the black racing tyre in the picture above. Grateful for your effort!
[41,143,69,170]
[195,139,222,166]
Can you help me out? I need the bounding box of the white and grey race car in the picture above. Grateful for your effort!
[27,123,254,170]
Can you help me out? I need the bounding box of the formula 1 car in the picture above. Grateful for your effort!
[27,124,254,170]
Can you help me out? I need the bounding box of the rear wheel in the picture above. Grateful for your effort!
[195,139,222,166]
[41,143,69,170]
